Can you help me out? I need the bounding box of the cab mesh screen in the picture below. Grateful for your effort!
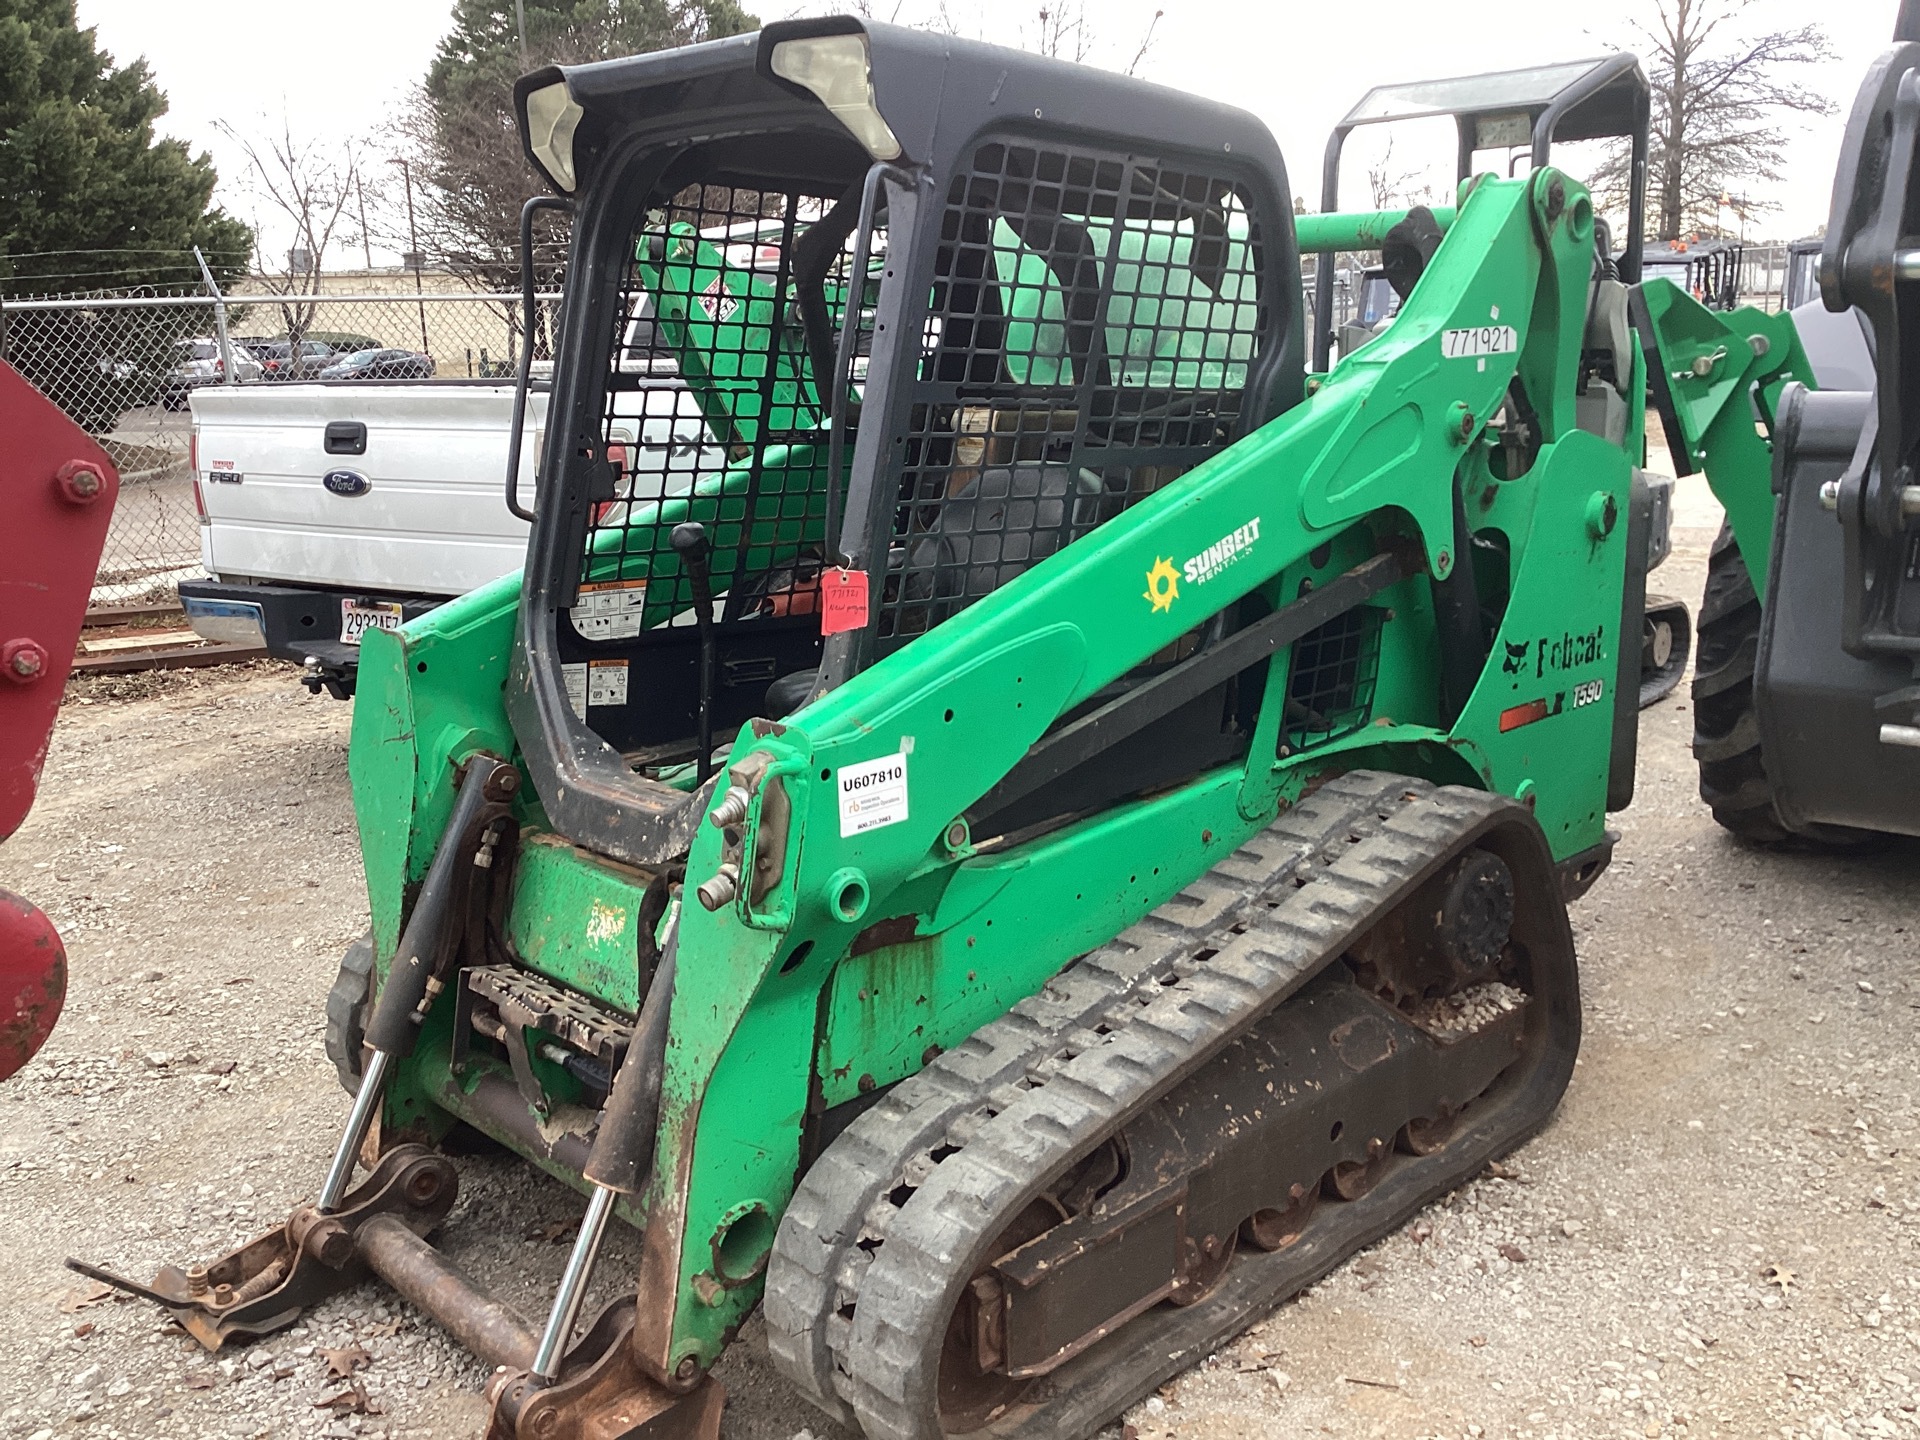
[875,139,1272,652]
[577,181,877,635]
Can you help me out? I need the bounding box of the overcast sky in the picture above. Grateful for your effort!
[73,0,1906,274]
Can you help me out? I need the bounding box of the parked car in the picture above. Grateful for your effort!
[306,331,382,356]
[318,347,436,381]
[160,338,264,409]
[253,338,342,381]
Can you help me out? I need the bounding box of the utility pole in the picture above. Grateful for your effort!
[514,0,530,69]
[354,164,373,270]
[389,157,430,355]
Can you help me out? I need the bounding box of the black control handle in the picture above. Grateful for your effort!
[673,523,718,784]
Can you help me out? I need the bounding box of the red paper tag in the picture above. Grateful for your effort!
[819,567,869,636]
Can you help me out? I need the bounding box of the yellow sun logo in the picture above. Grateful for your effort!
[1144,557,1180,613]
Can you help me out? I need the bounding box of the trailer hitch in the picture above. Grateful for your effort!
[66,1143,458,1348]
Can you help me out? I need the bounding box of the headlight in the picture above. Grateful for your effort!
[769,33,901,161]
[524,80,585,192]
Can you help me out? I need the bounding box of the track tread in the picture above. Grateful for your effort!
[844,783,1538,1440]
[763,773,1421,1424]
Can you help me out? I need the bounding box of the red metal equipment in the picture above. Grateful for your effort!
[0,360,121,1079]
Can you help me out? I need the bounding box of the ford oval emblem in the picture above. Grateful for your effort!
[323,469,370,497]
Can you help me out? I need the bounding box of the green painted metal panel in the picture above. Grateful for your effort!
[1294,204,1457,252]
[506,835,651,1016]
[1635,280,1811,600]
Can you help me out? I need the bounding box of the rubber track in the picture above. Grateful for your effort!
[840,780,1568,1440]
[764,770,1425,1425]
[1638,595,1691,709]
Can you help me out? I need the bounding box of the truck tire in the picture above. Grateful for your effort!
[323,932,375,1095]
[1691,524,1877,848]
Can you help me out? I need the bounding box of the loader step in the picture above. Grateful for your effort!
[767,773,1581,1440]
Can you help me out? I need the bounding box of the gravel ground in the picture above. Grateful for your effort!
[3,506,1917,1440]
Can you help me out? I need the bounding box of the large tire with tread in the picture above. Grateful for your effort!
[1690,524,1876,848]
[323,933,375,1095]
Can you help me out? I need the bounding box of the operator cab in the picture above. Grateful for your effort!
[508,18,1302,866]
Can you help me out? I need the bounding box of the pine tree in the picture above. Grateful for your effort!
[0,0,252,296]
[402,0,757,306]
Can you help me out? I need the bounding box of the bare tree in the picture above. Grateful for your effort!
[1123,9,1164,78]
[1365,137,1437,211]
[1602,0,1834,240]
[920,2,1164,74]
[1029,3,1094,62]
[216,117,365,347]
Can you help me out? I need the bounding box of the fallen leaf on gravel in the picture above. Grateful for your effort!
[72,1322,94,1338]
[59,1282,113,1312]
[1468,1335,1488,1348]
[1485,1161,1519,1181]
[368,1317,404,1338]
[524,1220,573,1244]
[1498,1244,1528,1264]
[313,1381,381,1415]
[185,1373,217,1390]
[320,1344,370,1378]
[1761,1265,1795,1289]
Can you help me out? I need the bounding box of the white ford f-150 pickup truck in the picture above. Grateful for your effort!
[180,378,722,696]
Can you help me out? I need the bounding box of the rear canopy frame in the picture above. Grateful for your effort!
[1312,54,1650,368]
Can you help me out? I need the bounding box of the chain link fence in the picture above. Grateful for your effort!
[2,244,1808,607]
[0,285,562,605]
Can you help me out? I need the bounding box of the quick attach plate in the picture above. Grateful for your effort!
[67,1144,458,1349]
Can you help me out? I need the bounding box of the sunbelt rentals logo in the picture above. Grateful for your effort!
[1143,517,1262,613]
[1144,557,1180,613]
[1184,517,1262,587]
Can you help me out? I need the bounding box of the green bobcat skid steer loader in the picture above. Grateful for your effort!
[1634,1,1920,844]
[80,21,1674,1439]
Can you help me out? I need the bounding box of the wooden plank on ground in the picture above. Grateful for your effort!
[80,629,202,654]
[82,603,184,628]
[70,643,269,675]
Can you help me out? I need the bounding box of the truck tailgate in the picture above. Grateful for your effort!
[190,384,537,596]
